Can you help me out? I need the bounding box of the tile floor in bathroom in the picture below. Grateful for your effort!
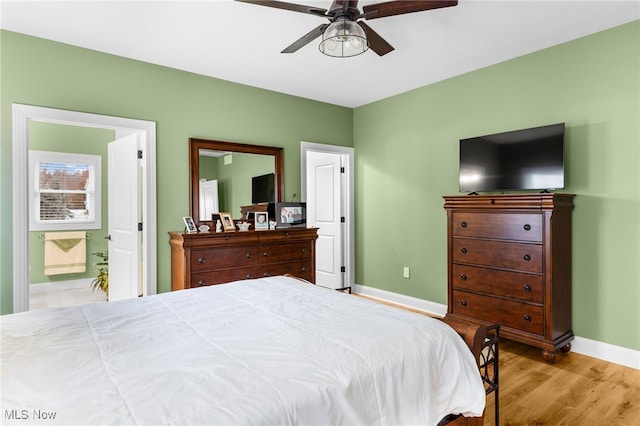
[29,279,107,310]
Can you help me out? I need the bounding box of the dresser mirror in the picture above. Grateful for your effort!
[189,138,284,224]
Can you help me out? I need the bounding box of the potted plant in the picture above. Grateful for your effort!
[91,251,108,298]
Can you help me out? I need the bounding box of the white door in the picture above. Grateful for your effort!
[306,151,343,289]
[107,134,141,300]
[199,179,219,221]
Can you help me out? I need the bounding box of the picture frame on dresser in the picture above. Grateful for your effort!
[183,216,197,234]
[220,212,235,232]
[276,202,306,228]
[255,212,268,230]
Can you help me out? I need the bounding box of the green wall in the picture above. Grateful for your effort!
[353,21,640,351]
[27,121,113,284]
[0,30,353,313]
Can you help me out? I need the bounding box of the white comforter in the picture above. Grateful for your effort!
[1,276,484,425]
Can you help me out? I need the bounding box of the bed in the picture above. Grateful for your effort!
[1,275,493,425]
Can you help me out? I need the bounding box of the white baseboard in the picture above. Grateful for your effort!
[353,283,639,370]
[352,283,447,317]
[572,336,640,370]
[30,278,93,292]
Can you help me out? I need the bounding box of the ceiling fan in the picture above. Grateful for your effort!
[235,0,458,57]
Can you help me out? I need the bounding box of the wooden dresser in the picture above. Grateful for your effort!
[169,227,318,290]
[443,193,575,362]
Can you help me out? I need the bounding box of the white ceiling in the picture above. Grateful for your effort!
[1,1,638,108]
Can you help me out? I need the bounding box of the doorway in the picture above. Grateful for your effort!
[301,141,354,289]
[12,104,157,313]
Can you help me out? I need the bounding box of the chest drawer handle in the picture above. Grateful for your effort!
[301,266,308,272]
[198,279,206,286]
[523,254,531,261]
[461,300,468,307]
[461,247,467,254]
[263,251,270,257]
[246,253,253,259]
[246,274,253,279]
[460,274,468,281]
[301,248,307,253]
[461,221,468,228]
[524,224,532,231]
[198,257,206,264]
[523,284,532,292]
[524,314,532,322]
[263,272,270,277]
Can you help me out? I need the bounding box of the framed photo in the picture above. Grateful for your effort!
[276,202,306,228]
[255,212,268,230]
[220,212,235,232]
[183,216,197,234]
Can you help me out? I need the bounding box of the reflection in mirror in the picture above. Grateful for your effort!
[198,150,274,220]
[190,139,284,224]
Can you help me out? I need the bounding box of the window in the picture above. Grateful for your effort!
[29,150,102,231]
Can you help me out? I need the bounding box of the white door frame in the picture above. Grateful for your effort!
[11,103,157,312]
[301,141,354,288]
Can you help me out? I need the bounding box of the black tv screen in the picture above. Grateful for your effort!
[251,173,275,204]
[459,123,565,193]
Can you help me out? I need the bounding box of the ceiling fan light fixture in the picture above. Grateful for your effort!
[319,18,369,58]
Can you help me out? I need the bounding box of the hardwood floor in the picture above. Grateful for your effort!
[355,294,640,425]
[485,339,640,425]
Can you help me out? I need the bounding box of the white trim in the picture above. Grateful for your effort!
[353,283,640,370]
[30,278,94,291]
[301,141,355,288]
[572,336,640,370]
[352,283,448,317]
[12,103,157,313]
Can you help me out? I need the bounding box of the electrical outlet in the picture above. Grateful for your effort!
[403,267,410,279]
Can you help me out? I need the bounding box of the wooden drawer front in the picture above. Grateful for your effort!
[191,267,260,287]
[260,242,312,263]
[452,212,542,242]
[452,264,543,303]
[190,247,258,272]
[258,228,318,243]
[452,290,543,336]
[192,232,258,247]
[257,260,314,282]
[453,238,543,273]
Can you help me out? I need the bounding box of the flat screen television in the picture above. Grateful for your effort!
[459,123,565,193]
[251,173,275,204]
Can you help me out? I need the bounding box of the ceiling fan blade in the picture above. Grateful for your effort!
[363,0,457,20]
[358,22,394,56]
[281,24,328,53]
[235,0,327,18]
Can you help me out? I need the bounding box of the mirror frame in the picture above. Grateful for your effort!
[189,138,284,224]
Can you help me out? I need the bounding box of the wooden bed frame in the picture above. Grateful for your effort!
[439,317,500,426]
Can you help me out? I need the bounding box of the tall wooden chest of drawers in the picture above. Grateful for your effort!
[443,193,575,362]
[169,227,318,291]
